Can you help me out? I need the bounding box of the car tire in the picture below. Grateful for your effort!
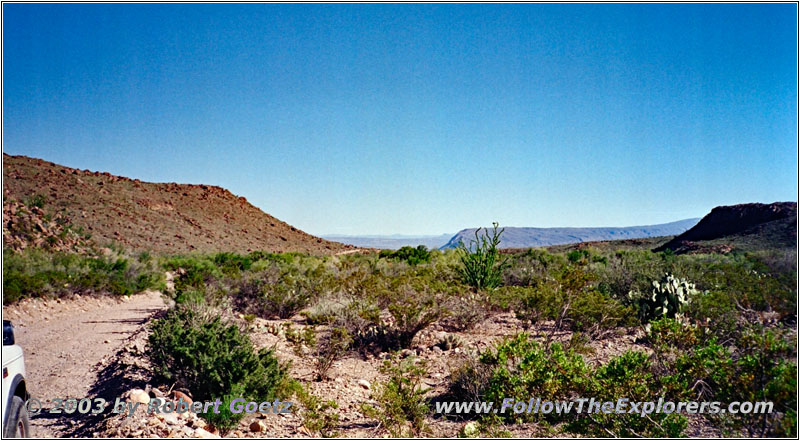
[4,396,30,438]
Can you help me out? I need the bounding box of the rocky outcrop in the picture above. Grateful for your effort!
[654,202,796,253]
[2,197,93,253]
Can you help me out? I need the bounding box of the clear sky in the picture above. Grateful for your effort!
[3,4,797,235]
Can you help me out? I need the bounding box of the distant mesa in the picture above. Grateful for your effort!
[322,234,453,250]
[440,219,700,250]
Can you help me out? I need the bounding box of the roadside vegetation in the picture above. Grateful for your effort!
[3,221,796,436]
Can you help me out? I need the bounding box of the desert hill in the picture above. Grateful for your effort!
[2,154,350,255]
[654,202,797,254]
[441,218,699,250]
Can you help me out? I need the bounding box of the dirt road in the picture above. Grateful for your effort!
[2,291,167,437]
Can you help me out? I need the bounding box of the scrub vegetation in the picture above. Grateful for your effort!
[3,220,796,437]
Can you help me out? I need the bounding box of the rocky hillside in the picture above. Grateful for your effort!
[654,202,797,254]
[3,197,94,254]
[441,218,699,250]
[2,154,349,255]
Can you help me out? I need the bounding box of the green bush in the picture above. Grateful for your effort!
[514,265,635,338]
[362,357,431,437]
[3,247,164,304]
[478,335,591,424]
[296,386,341,438]
[147,305,290,432]
[574,351,687,437]
[724,326,797,436]
[651,321,796,437]
[457,222,508,291]
[379,245,431,266]
[502,248,564,287]
[330,271,448,352]
[234,258,333,319]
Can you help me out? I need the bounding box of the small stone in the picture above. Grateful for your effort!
[128,388,151,404]
[357,379,371,390]
[171,390,193,406]
[158,411,179,425]
[250,420,267,433]
[193,427,217,438]
[460,421,480,438]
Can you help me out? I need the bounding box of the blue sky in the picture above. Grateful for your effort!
[3,4,797,235]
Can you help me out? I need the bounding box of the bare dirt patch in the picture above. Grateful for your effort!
[2,291,167,437]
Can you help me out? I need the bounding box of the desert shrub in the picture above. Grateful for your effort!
[442,290,485,331]
[24,193,47,209]
[457,222,508,291]
[572,351,687,437]
[514,265,635,338]
[448,353,494,403]
[147,305,290,432]
[672,253,795,319]
[646,317,701,354]
[652,322,796,437]
[383,277,449,349]
[296,386,341,437]
[593,250,667,301]
[569,289,636,336]
[303,303,343,325]
[3,247,164,304]
[283,323,317,356]
[445,334,597,430]
[162,255,223,293]
[211,252,254,277]
[379,245,431,266]
[566,249,589,263]
[723,326,797,436]
[448,336,686,435]
[313,326,352,381]
[502,248,564,287]
[331,296,384,354]
[234,258,334,319]
[362,357,431,437]
[332,272,448,352]
[476,334,591,423]
[681,289,740,343]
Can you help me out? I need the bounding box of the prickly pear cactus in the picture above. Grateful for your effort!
[629,273,699,323]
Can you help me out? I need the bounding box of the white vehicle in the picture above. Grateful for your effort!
[2,320,29,437]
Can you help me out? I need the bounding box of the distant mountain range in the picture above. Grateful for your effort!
[440,219,700,250]
[325,219,700,250]
[322,234,453,250]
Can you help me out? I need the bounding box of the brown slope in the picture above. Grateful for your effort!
[654,202,797,254]
[2,154,350,255]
